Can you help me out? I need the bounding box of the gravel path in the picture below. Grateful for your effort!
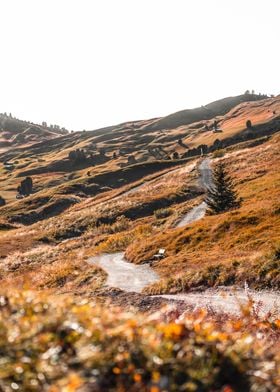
[157,290,280,315]
[89,252,159,293]
[89,252,280,314]
[176,158,212,227]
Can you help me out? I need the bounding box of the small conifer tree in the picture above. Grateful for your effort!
[205,162,241,214]
[246,119,252,129]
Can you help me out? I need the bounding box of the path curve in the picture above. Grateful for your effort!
[89,159,208,293]
[89,252,280,314]
[176,158,212,227]
[89,252,159,293]
[89,158,206,294]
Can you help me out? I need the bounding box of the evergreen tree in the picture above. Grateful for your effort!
[213,120,218,131]
[205,162,241,214]
[246,119,252,129]
[18,177,33,196]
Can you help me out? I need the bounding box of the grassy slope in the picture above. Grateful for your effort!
[143,93,268,131]
[0,158,200,294]
[0,94,278,207]
[0,114,67,150]
[126,133,280,292]
[0,133,279,296]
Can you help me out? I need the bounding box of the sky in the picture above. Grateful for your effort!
[0,0,279,131]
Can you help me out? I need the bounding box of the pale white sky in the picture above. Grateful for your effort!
[0,0,279,131]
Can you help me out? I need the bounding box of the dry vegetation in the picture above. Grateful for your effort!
[0,290,279,391]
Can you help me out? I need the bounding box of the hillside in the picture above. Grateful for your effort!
[0,93,279,209]
[142,93,269,131]
[0,113,68,152]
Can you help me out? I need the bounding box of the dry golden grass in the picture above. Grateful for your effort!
[1,97,280,391]
[180,96,280,148]
[0,160,200,293]
[125,133,280,292]
[0,235,106,294]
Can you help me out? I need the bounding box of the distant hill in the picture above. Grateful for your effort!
[143,94,269,131]
[0,114,68,150]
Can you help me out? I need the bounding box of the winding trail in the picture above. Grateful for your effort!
[88,158,280,314]
[176,158,211,227]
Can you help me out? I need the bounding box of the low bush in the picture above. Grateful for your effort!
[212,149,225,158]
[154,208,172,219]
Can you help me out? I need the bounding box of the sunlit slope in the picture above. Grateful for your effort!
[0,114,68,151]
[0,93,279,212]
[142,93,268,131]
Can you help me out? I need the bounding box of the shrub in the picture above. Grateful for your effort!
[127,155,136,165]
[0,290,278,391]
[212,149,225,158]
[154,208,172,219]
[68,149,87,162]
[17,176,33,196]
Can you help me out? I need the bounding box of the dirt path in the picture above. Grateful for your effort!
[89,252,280,314]
[89,159,205,292]
[89,253,159,293]
[89,158,205,293]
[176,158,212,227]
[158,290,280,316]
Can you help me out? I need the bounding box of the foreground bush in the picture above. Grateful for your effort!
[0,291,279,391]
